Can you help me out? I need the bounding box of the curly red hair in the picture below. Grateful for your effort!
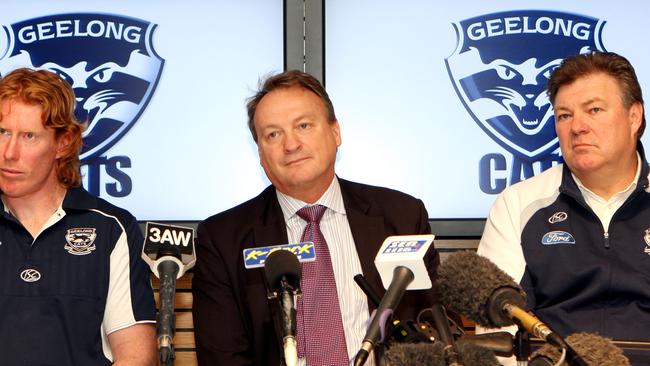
[0,68,84,187]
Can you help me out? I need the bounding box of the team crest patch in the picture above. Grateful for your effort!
[65,228,97,255]
[446,10,607,186]
[644,229,650,255]
[0,13,164,161]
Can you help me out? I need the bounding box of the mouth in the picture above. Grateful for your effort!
[572,143,593,149]
[285,157,309,166]
[0,168,22,177]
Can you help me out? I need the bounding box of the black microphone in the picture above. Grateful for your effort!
[354,274,382,307]
[430,304,464,366]
[436,251,587,366]
[458,332,514,357]
[529,332,630,366]
[354,234,435,366]
[141,222,196,366]
[354,266,415,366]
[264,249,301,366]
[382,340,501,366]
[355,273,431,344]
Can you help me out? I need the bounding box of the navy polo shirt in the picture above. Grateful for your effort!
[0,187,156,365]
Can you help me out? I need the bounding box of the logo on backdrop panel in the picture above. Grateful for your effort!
[0,13,164,198]
[446,10,607,194]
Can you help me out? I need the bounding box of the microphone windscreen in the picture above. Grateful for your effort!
[382,341,500,366]
[456,339,501,366]
[530,332,630,366]
[436,251,525,327]
[382,342,445,366]
[264,249,301,290]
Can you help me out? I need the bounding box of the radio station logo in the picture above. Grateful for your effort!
[243,243,316,269]
[0,13,164,197]
[382,240,427,254]
[446,10,607,194]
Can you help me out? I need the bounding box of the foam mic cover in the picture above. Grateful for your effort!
[459,332,514,356]
[529,332,630,366]
[382,341,500,366]
[264,249,301,290]
[436,251,526,327]
[455,339,501,366]
[382,342,445,366]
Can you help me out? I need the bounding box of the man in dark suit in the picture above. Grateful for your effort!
[192,70,439,366]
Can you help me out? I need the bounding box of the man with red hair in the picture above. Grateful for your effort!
[0,68,156,365]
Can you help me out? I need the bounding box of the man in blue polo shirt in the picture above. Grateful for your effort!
[0,68,156,365]
[479,52,650,365]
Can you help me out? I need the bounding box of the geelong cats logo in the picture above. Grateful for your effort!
[0,13,164,161]
[446,10,607,193]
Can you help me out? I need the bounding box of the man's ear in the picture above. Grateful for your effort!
[629,102,644,138]
[56,131,72,159]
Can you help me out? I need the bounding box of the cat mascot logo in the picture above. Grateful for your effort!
[446,10,606,194]
[0,13,164,197]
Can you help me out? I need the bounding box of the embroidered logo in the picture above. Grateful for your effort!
[644,229,650,255]
[548,212,568,224]
[65,228,97,255]
[541,231,576,245]
[20,268,41,282]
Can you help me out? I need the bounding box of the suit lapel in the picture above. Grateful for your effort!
[252,186,289,246]
[340,179,386,309]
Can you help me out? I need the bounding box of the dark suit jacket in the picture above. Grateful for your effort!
[192,178,439,366]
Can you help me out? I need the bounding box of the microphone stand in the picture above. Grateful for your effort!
[514,327,530,366]
[267,279,301,366]
[157,259,179,366]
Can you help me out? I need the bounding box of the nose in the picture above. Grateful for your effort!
[2,136,19,161]
[283,131,301,153]
[570,113,589,134]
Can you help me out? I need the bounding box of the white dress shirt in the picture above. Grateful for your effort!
[277,177,374,366]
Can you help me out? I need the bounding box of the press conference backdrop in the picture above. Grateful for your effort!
[327,0,650,219]
[0,0,283,221]
[0,1,648,221]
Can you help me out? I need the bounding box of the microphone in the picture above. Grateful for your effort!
[430,304,463,366]
[382,340,501,366]
[355,274,432,344]
[458,332,514,357]
[264,249,301,366]
[354,234,435,366]
[354,274,382,307]
[242,242,315,366]
[436,251,587,366]
[141,222,196,365]
[529,332,630,366]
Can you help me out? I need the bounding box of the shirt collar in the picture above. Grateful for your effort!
[276,176,346,222]
[572,151,641,203]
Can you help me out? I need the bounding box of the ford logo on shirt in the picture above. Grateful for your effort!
[541,231,576,245]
